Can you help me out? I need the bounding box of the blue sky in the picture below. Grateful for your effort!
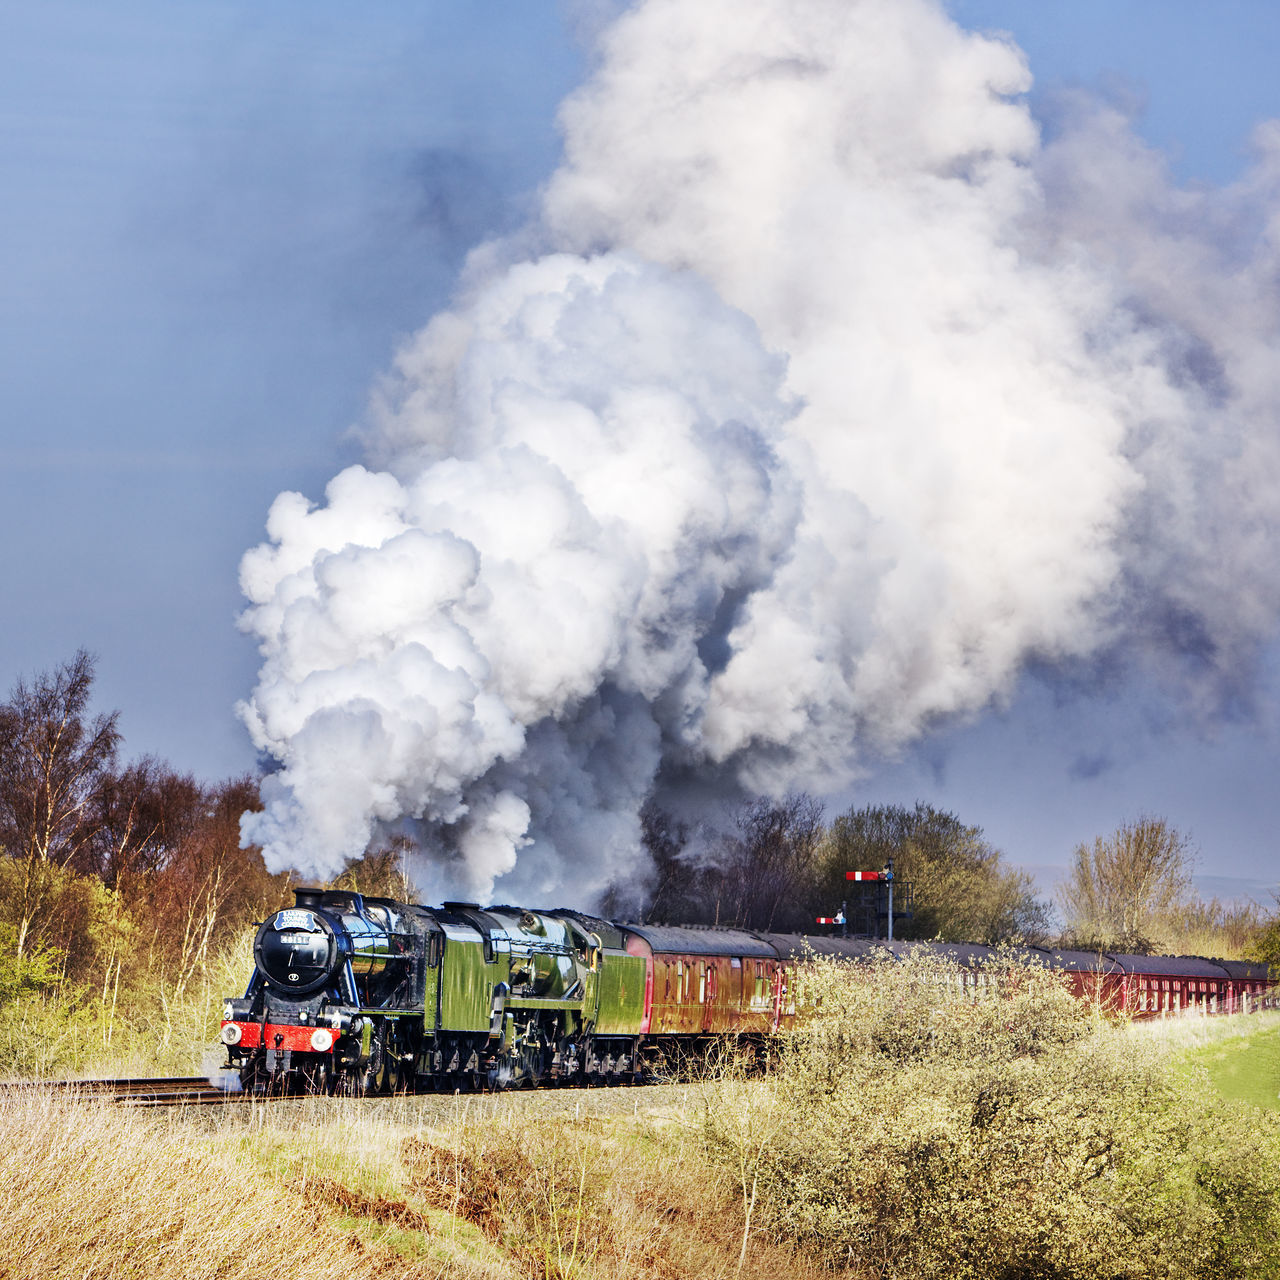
[2,1,1278,901]
[1,1,582,771]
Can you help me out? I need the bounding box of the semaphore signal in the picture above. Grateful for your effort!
[816,856,911,940]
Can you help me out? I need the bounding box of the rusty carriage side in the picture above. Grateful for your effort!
[619,924,784,1072]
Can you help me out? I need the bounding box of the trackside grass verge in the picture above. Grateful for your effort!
[1159,1011,1280,1112]
[1,1086,835,1280]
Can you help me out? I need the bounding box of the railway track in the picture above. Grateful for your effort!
[1,1071,676,1106]
[0,1075,252,1107]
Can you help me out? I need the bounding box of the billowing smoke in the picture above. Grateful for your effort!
[239,254,801,900]
[239,0,1280,904]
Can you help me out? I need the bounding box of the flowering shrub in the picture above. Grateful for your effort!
[704,951,1280,1279]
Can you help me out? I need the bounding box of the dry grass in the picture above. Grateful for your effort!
[0,1083,838,1280]
[1122,1007,1280,1055]
[398,1101,834,1280]
[0,1089,460,1280]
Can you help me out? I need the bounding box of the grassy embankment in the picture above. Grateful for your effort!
[1193,1022,1280,1110]
[1136,1007,1280,1112]
[0,1085,829,1280]
[5,961,1280,1280]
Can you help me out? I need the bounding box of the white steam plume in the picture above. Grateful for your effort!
[240,254,800,899]
[240,0,1280,904]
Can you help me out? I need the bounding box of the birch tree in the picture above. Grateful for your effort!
[0,651,119,956]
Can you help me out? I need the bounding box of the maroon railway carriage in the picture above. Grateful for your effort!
[996,948,1272,1017]
[711,933,1274,1022]
[614,927,1275,1060]
[621,925,789,1046]
[1099,953,1273,1017]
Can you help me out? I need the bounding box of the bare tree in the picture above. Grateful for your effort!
[611,794,824,929]
[627,800,697,923]
[330,835,421,903]
[710,794,825,931]
[0,652,120,955]
[141,776,288,990]
[1058,816,1195,953]
[80,758,203,893]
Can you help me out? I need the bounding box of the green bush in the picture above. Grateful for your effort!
[703,952,1280,1279]
[0,923,255,1079]
[0,923,61,1004]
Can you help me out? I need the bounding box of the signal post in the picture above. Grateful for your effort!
[816,857,912,940]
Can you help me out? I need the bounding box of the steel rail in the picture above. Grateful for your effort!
[0,1076,254,1106]
[0,1069,679,1104]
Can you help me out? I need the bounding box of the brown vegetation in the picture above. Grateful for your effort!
[402,1111,833,1280]
[0,653,290,1077]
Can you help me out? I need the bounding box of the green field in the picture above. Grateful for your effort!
[1179,1019,1280,1111]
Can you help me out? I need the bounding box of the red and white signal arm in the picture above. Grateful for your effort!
[846,871,881,880]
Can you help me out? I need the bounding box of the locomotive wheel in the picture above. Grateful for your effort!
[356,1022,388,1096]
[383,1023,403,1095]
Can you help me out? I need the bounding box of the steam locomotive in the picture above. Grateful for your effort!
[220,887,1275,1094]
